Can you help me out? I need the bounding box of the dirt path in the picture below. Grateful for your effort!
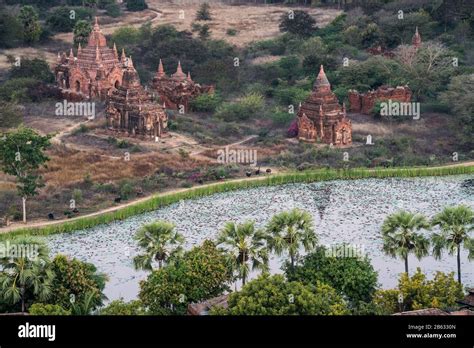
[1,161,472,234]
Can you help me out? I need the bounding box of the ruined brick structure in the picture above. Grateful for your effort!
[348,85,412,115]
[55,17,126,100]
[106,57,168,139]
[151,59,214,112]
[296,65,352,146]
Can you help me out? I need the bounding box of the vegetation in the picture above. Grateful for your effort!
[279,10,317,37]
[431,205,474,284]
[2,165,473,238]
[287,245,378,308]
[266,208,317,269]
[0,127,51,223]
[139,240,233,315]
[133,221,185,271]
[213,274,348,315]
[196,2,212,21]
[381,211,431,275]
[374,268,464,314]
[217,221,268,286]
[0,237,53,312]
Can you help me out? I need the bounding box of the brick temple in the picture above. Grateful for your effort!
[106,57,168,139]
[55,17,126,100]
[348,85,412,115]
[412,26,422,49]
[296,65,352,146]
[152,59,214,112]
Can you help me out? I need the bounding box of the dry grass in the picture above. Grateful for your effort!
[40,144,203,187]
[145,1,341,47]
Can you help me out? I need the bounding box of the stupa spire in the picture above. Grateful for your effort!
[315,65,330,88]
[157,59,165,77]
[95,44,100,62]
[187,71,192,81]
[121,48,126,63]
[113,43,118,60]
[176,60,183,75]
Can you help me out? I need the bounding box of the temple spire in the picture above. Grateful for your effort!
[176,60,183,75]
[187,71,192,81]
[69,48,74,59]
[316,65,330,86]
[412,26,421,49]
[94,16,100,31]
[78,43,82,54]
[128,56,134,68]
[157,59,165,77]
[121,48,126,63]
[113,43,118,60]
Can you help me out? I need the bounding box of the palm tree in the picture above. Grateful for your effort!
[431,205,474,284]
[133,221,185,271]
[217,220,269,286]
[0,237,54,312]
[381,211,431,275]
[266,208,317,269]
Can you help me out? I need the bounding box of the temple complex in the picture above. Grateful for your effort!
[295,65,352,146]
[55,17,126,100]
[348,85,412,115]
[152,59,214,111]
[106,57,168,139]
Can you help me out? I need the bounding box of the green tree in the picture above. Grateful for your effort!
[139,240,232,314]
[374,268,464,314]
[214,274,348,315]
[287,245,378,307]
[217,221,269,286]
[133,221,185,271]
[196,2,211,21]
[47,254,107,311]
[266,208,317,269]
[0,102,22,128]
[73,20,92,47]
[0,127,51,223]
[9,58,54,83]
[439,74,474,146]
[18,5,42,44]
[431,205,474,284]
[0,237,54,312]
[46,6,93,32]
[381,211,430,275]
[0,11,22,48]
[29,303,71,315]
[100,299,146,315]
[198,24,211,40]
[279,10,317,37]
[126,0,148,12]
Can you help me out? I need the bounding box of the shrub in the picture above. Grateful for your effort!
[214,274,348,315]
[286,245,378,307]
[196,2,211,21]
[190,93,221,112]
[215,93,264,122]
[139,240,232,314]
[9,58,54,83]
[100,299,146,315]
[29,303,71,315]
[226,28,237,36]
[126,0,148,11]
[0,78,40,102]
[119,182,134,200]
[106,3,121,18]
[46,7,93,32]
[279,10,317,37]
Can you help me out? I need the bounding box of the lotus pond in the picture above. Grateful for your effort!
[46,175,474,301]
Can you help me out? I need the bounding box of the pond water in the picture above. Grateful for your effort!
[46,175,474,302]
